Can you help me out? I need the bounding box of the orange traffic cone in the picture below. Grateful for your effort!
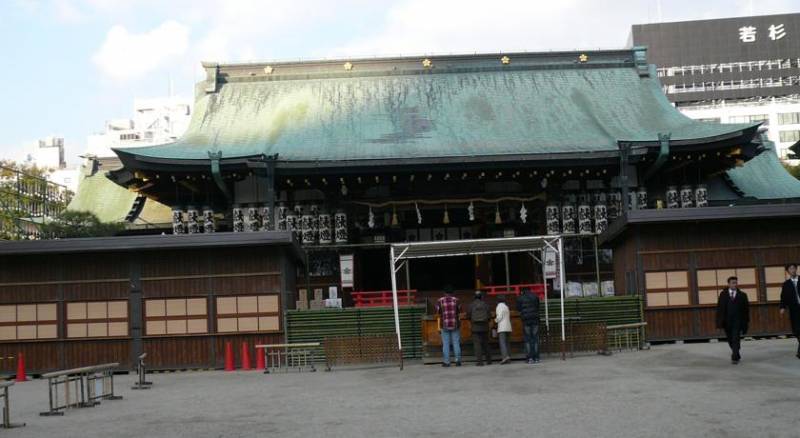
[15,353,27,382]
[255,346,265,370]
[241,342,252,371]
[224,342,235,371]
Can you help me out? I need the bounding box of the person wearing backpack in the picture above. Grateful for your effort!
[467,290,492,366]
[516,288,541,364]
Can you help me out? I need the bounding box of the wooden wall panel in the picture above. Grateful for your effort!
[0,341,61,374]
[62,282,130,301]
[143,336,214,369]
[142,278,209,297]
[62,339,131,369]
[211,275,281,295]
[0,285,59,303]
[646,303,791,341]
[0,240,296,372]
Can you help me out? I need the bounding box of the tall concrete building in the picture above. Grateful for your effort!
[631,13,800,161]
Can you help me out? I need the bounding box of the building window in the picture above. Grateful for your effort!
[778,112,800,125]
[779,130,800,143]
[645,271,689,307]
[145,298,208,335]
[66,301,128,338]
[696,117,721,123]
[764,266,789,301]
[0,303,58,340]
[216,295,280,333]
[697,268,758,305]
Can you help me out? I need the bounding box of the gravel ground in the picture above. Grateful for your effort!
[1,338,798,438]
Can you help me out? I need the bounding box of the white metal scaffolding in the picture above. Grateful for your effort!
[388,235,567,363]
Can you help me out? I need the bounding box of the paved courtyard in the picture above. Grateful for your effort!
[2,338,798,438]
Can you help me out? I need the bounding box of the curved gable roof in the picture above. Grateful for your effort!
[116,49,755,166]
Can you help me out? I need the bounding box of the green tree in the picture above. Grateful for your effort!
[1,160,73,240]
[40,211,124,239]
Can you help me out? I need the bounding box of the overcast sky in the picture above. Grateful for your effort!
[1,0,797,165]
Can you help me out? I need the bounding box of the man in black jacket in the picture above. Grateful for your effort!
[516,288,541,364]
[779,263,800,359]
[467,291,492,366]
[715,276,750,364]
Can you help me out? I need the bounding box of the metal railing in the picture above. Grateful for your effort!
[39,363,122,416]
[0,381,24,429]
[131,353,152,390]
[606,322,648,351]
[256,343,319,374]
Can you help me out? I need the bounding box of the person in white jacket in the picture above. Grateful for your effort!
[495,295,512,364]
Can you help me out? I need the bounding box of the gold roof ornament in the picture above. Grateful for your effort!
[264,66,274,74]
[500,55,510,65]
[343,62,353,71]
[422,58,432,68]
[578,54,588,63]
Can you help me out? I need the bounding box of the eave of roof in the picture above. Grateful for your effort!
[599,203,800,245]
[0,231,304,261]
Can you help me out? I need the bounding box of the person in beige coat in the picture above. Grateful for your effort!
[495,295,512,364]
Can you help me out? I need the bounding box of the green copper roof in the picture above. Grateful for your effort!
[68,170,172,224]
[117,50,754,164]
[725,144,800,200]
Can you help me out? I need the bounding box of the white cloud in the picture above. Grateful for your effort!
[92,20,190,81]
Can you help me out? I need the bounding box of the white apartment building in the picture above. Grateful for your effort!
[25,136,66,170]
[85,97,191,158]
[678,96,800,162]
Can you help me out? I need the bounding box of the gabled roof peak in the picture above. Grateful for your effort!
[202,47,648,84]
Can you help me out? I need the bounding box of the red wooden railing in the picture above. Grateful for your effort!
[351,289,417,308]
[481,283,546,299]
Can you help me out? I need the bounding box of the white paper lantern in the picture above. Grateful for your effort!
[680,185,694,208]
[276,204,288,231]
[637,187,648,210]
[186,206,200,234]
[172,208,185,235]
[695,185,708,208]
[334,211,348,243]
[261,206,272,231]
[318,212,332,244]
[594,204,608,234]
[246,206,260,232]
[546,204,561,235]
[203,208,215,233]
[666,186,679,209]
[232,206,245,233]
[561,204,576,234]
[578,203,593,234]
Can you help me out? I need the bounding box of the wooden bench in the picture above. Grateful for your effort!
[256,343,320,373]
[0,381,24,429]
[40,362,122,416]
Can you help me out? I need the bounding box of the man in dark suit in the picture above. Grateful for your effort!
[715,276,750,364]
[779,263,800,359]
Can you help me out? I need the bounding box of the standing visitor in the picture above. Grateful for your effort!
[779,263,800,359]
[715,276,750,364]
[495,295,512,364]
[467,291,492,366]
[436,285,462,367]
[516,288,541,364]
